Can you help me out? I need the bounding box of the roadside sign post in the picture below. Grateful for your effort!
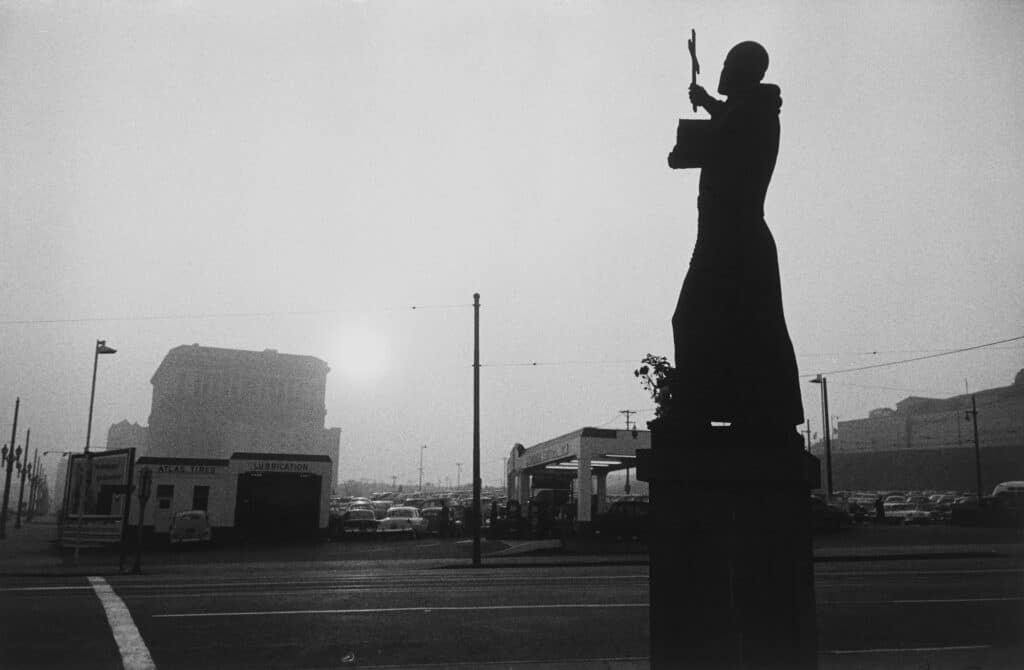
[117,449,137,573]
[132,467,152,575]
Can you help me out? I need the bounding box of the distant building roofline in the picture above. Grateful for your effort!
[151,344,330,384]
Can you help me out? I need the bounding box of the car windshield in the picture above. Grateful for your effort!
[389,509,414,518]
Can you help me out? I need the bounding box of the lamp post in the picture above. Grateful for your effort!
[418,445,427,493]
[73,339,117,564]
[810,374,833,498]
[26,448,40,521]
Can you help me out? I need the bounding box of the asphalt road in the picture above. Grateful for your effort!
[1,554,1022,669]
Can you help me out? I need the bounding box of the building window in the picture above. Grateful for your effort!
[192,485,210,511]
[156,484,174,509]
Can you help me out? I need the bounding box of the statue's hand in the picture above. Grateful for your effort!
[688,84,713,109]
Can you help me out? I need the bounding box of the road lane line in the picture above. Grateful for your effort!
[153,602,648,619]
[893,596,1024,604]
[820,567,1024,577]
[88,576,157,670]
[824,644,992,655]
[364,657,650,668]
[107,574,649,590]
[0,585,94,592]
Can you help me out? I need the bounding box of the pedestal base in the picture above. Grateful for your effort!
[637,423,818,670]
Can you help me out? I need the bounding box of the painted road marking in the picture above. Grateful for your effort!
[893,596,1024,604]
[0,585,94,592]
[821,567,1024,577]
[154,602,648,619]
[824,644,992,655]
[364,657,650,668]
[88,576,157,670]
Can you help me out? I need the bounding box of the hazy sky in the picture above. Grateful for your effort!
[2,1,1022,488]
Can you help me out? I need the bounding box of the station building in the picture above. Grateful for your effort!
[128,452,333,540]
[120,344,342,541]
[506,427,650,523]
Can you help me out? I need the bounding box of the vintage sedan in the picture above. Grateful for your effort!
[378,506,429,537]
[169,510,212,545]
[338,508,379,536]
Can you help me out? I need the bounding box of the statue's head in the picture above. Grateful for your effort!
[718,41,769,96]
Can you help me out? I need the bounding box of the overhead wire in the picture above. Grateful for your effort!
[0,303,472,326]
[797,334,1024,378]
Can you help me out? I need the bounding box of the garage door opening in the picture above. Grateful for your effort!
[234,472,321,541]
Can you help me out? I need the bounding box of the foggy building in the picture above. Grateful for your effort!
[107,420,150,458]
[812,369,1024,491]
[147,344,342,492]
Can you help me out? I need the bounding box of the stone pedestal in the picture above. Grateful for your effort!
[636,423,818,670]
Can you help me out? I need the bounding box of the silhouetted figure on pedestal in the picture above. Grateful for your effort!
[668,41,804,431]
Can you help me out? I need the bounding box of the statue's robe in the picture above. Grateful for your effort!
[668,83,804,427]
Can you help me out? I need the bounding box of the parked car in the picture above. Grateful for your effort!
[883,503,927,524]
[336,508,378,537]
[371,500,392,519]
[904,503,938,524]
[169,510,212,545]
[420,506,458,535]
[378,506,428,537]
[591,498,652,542]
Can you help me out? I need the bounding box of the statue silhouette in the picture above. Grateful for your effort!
[668,41,804,429]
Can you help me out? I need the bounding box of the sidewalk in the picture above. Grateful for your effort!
[0,518,77,574]
[3,518,1023,577]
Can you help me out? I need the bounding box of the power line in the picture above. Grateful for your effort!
[827,381,961,396]
[482,359,637,368]
[483,336,1023,370]
[0,303,472,326]
[797,334,1024,378]
[797,344,1024,358]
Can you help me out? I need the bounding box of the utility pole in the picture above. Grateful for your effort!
[27,448,39,521]
[15,429,30,528]
[966,395,983,500]
[391,475,397,491]
[1,397,21,539]
[456,462,462,489]
[804,419,811,451]
[620,410,636,431]
[472,292,481,567]
[419,445,427,492]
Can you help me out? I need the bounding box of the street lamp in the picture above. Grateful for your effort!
[810,374,833,498]
[418,445,427,493]
[0,441,22,538]
[0,397,21,540]
[14,430,32,529]
[73,339,116,564]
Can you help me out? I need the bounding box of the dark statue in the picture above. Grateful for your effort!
[667,41,804,429]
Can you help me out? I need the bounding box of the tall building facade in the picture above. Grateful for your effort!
[147,344,342,491]
[107,420,150,457]
[813,369,1024,491]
